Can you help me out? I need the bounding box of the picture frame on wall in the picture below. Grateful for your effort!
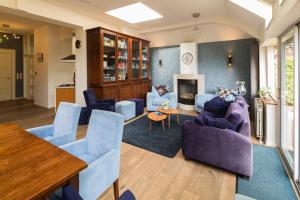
[37,53,43,63]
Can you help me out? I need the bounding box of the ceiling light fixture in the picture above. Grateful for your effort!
[192,12,201,34]
[105,2,162,24]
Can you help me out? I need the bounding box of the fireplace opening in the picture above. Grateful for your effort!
[178,79,198,105]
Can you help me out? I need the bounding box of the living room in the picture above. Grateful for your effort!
[0,0,299,200]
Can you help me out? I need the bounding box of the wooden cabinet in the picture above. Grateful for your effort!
[55,87,75,110]
[87,27,151,101]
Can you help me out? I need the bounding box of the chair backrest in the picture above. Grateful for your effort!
[53,102,81,137]
[86,110,124,157]
[83,88,97,106]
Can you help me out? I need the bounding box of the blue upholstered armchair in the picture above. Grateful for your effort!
[61,110,124,200]
[195,93,216,113]
[27,102,81,146]
[147,86,177,111]
[84,88,116,112]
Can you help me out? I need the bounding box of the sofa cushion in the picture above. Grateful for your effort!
[195,111,238,131]
[196,93,215,108]
[204,97,232,117]
[152,97,170,106]
[225,102,244,126]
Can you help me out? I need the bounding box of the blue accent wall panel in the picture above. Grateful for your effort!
[150,39,253,103]
[0,35,24,98]
[151,46,180,91]
[198,39,252,103]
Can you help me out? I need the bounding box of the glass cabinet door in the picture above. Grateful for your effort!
[132,40,140,80]
[117,37,129,81]
[103,32,116,82]
[141,42,149,79]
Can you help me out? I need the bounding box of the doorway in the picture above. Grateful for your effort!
[0,48,15,101]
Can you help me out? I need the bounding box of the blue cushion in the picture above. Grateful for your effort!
[195,112,238,131]
[151,86,160,97]
[119,190,136,200]
[196,94,215,108]
[204,97,232,117]
[152,97,170,106]
[62,185,83,200]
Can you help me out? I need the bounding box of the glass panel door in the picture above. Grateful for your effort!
[117,37,129,81]
[281,29,296,170]
[103,32,116,82]
[141,42,149,79]
[132,40,140,80]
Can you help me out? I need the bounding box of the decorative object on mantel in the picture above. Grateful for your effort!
[258,86,272,99]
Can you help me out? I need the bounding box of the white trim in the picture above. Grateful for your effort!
[0,48,16,100]
[294,26,299,180]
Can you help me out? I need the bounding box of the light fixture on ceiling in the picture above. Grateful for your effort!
[105,2,162,24]
[192,12,201,35]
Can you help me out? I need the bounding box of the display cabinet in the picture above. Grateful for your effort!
[87,27,151,101]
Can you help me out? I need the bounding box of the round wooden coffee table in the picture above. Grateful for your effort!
[157,108,179,128]
[147,112,167,132]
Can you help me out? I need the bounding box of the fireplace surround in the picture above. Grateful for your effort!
[174,74,205,110]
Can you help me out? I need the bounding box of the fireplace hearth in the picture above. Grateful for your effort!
[178,79,198,105]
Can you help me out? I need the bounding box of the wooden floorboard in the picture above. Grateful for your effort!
[0,99,236,200]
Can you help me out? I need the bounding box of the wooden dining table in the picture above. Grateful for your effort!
[0,124,87,200]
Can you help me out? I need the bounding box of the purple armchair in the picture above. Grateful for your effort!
[182,96,253,177]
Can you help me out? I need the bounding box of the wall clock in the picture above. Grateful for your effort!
[182,52,193,65]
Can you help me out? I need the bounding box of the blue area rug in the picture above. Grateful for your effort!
[122,114,195,158]
[237,144,297,200]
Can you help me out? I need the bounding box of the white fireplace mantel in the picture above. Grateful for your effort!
[174,74,205,110]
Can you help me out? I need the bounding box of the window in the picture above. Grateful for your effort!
[267,46,278,97]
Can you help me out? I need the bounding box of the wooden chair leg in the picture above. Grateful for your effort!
[113,179,119,200]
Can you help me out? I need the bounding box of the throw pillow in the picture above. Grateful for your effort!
[217,87,236,101]
[195,111,238,131]
[155,85,169,96]
[204,97,232,117]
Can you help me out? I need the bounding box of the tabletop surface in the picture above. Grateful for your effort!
[157,108,179,115]
[147,112,167,121]
[0,124,87,200]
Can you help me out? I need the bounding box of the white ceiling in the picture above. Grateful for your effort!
[0,12,45,34]
[44,0,267,38]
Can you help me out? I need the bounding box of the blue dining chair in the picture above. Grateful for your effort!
[60,110,124,200]
[27,102,81,146]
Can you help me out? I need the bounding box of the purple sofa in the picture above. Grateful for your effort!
[182,96,253,177]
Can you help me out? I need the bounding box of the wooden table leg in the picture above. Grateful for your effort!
[162,119,165,132]
[68,174,79,192]
[176,114,179,125]
[113,179,119,200]
[168,114,171,128]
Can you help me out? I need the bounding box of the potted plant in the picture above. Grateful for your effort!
[258,86,272,99]
[162,101,170,110]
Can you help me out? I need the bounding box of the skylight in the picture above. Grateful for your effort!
[230,0,272,27]
[105,2,163,24]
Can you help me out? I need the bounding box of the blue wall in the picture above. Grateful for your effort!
[151,46,180,91]
[150,39,253,103]
[0,34,23,98]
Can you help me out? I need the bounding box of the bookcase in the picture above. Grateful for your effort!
[86,27,151,101]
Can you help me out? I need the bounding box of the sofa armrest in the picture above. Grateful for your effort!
[182,120,253,176]
[27,125,54,138]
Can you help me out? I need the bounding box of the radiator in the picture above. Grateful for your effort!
[254,98,263,143]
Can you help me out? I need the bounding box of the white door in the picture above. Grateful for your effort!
[0,49,15,101]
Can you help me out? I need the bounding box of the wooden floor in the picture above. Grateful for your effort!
[0,99,236,200]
